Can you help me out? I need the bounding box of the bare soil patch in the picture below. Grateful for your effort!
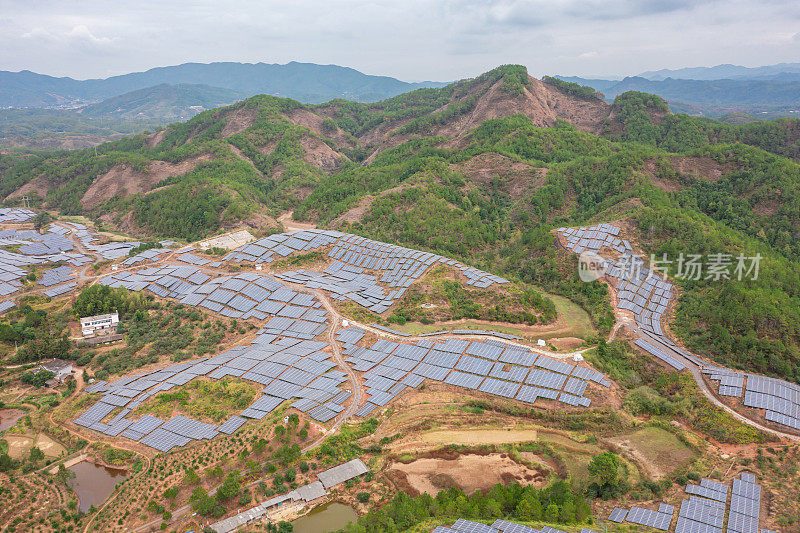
[278,211,317,231]
[81,154,212,208]
[548,337,584,351]
[6,433,66,459]
[389,453,546,495]
[449,153,542,199]
[145,130,167,147]
[283,108,354,149]
[300,136,348,171]
[9,175,51,199]
[669,156,736,181]
[607,426,697,481]
[416,428,539,446]
[221,106,258,138]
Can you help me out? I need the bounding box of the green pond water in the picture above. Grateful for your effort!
[291,502,358,533]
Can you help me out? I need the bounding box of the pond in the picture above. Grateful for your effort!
[67,461,128,513]
[291,502,358,533]
[0,408,26,432]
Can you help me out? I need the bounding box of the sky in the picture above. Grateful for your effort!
[1,0,799,81]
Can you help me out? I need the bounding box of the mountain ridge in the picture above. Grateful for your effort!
[0,61,447,108]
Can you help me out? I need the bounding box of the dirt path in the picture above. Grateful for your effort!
[637,330,800,442]
[277,212,317,232]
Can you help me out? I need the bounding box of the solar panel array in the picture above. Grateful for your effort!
[561,225,800,435]
[432,519,584,533]
[624,505,675,530]
[75,267,371,449]
[557,225,694,367]
[634,338,686,371]
[611,473,764,533]
[39,265,75,287]
[121,247,172,266]
[76,329,355,449]
[703,365,800,432]
[0,223,97,305]
[339,328,607,414]
[0,208,36,223]
[99,268,327,326]
[223,229,507,314]
[608,508,628,523]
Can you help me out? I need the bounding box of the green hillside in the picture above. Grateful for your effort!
[4,65,800,383]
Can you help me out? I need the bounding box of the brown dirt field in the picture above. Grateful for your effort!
[389,453,547,495]
[257,138,280,155]
[333,181,417,225]
[81,154,212,208]
[412,428,539,447]
[300,136,348,171]
[221,106,258,138]
[642,160,683,192]
[277,211,318,231]
[6,433,66,459]
[228,144,265,176]
[449,153,543,199]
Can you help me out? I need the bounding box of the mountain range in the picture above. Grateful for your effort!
[0,61,445,109]
[638,62,800,81]
[556,74,800,118]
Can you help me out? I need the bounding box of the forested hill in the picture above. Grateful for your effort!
[4,64,800,385]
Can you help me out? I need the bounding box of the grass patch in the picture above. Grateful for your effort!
[133,377,259,423]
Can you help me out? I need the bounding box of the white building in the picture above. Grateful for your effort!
[80,312,119,338]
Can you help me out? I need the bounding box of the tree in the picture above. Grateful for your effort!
[272,443,300,466]
[356,492,370,503]
[30,446,46,464]
[544,503,560,523]
[33,212,53,232]
[0,453,17,472]
[216,471,241,501]
[559,500,576,523]
[190,488,225,518]
[588,452,621,487]
[516,494,542,521]
[21,369,54,387]
[73,285,142,318]
[183,468,200,485]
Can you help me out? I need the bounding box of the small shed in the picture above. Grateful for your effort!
[38,359,73,382]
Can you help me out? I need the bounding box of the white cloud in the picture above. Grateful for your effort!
[0,0,798,80]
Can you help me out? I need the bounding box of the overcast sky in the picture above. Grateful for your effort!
[1,0,799,81]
